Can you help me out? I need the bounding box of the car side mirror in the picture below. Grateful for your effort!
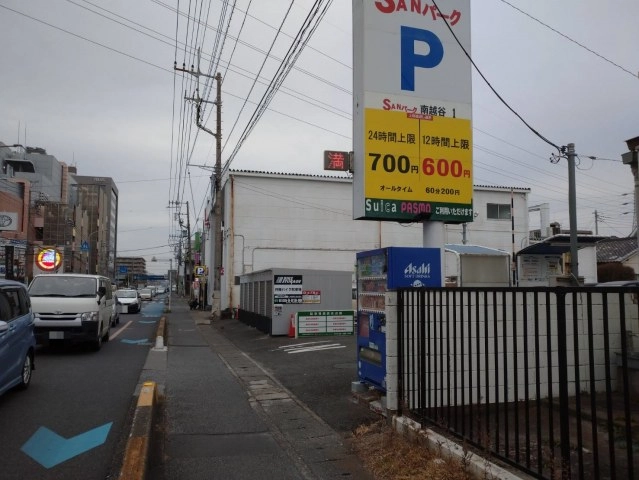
[97,286,107,304]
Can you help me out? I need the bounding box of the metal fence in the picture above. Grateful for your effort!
[396,286,639,480]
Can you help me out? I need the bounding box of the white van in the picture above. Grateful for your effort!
[28,274,114,351]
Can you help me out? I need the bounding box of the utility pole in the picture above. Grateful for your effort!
[594,210,599,235]
[567,143,580,283]
[184,202,192,298]
[176,54,223,319]
[212,72,223,319]
[622,136,639,255]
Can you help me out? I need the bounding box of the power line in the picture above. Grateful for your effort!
[0,4,171,74]
[498,0,638,79]
[431,0,562,153]
[224,0,334,170]
[219,0,296,158]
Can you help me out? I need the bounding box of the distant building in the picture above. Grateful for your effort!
[596,237,639,279]
[0,176,30,281]
[203,170,531,311]
[115,257,147,286]
[0,141,119,281]
[72,176,119,278]
[517,234,606,286]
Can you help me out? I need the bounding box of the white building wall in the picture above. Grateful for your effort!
[220,172,529,311]
[445,186,529,253]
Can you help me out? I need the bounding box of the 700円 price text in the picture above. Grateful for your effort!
[368,153,470,178]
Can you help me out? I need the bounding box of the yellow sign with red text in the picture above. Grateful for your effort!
[364,109,472,203]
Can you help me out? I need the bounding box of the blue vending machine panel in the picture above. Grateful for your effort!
[356,249,387,390]
[356,247,442,391]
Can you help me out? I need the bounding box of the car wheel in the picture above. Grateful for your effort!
[18,352,33,389]
[92,324,103,351]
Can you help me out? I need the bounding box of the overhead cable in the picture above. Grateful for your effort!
[498,0,637,79]
[431,0,562,153]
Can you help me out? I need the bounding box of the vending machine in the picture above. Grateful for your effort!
[356,247,442,391]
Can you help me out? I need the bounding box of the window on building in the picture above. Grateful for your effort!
[487,203,511,220]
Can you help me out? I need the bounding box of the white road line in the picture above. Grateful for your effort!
[109,320,133,340]
[276,340,332,350]
[287,344,347,354]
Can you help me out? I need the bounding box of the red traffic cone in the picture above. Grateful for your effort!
[288,314,296,338]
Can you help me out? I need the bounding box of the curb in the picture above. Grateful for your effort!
[119,381,157,480]
[391,416,526,480]
[153,316,167,350]
[351,387,526,480]
[119,316,167,479]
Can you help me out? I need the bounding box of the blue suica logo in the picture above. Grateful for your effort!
[404,262,431,276]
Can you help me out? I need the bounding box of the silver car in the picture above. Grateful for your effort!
[139,288,153,301]
[115,289,141,313]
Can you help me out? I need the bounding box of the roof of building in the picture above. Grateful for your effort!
[596,237,638,263]
[229,169,352,180]
[228,169,530,192]
[517,234,608,256]
[473,184,531,192]
[445,244,510,256]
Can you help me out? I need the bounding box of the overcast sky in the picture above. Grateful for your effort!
[1,0,638,274]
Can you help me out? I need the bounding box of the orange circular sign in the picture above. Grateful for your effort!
[36,248,62,271]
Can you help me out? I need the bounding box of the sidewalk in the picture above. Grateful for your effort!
[145,300,374,480]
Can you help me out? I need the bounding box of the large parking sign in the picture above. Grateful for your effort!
[352,0,473,223]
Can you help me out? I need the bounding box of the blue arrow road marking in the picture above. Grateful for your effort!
[141,306,163,318]
[121,338,150,344]
[139,320,157,324]
[21,422,112,469]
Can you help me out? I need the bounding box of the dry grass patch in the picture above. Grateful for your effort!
[351,420,473,480]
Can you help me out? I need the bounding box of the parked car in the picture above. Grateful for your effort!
[115,289,141,313]
[28,274,114,351]
[0,279,36,396]
[139,288,153,301]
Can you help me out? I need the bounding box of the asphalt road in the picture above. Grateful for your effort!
[210,315,380,435]
[0,298,165,480]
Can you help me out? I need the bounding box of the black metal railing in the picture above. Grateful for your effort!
[397,286,639,480]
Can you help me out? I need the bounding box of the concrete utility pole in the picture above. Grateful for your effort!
[185,202,192,298]
[622,136,639,253]
[175,56,223,319]
[211,73,222,319]
[567,143,580,283]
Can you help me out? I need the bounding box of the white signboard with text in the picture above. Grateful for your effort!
[352,0,472,223]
